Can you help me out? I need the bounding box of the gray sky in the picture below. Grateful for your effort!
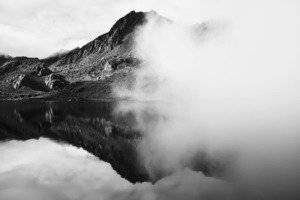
[0,0,140,58]
[0,0,184,58]
[0,0,299,58]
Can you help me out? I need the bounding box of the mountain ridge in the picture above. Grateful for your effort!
[53,10,146,66]
[0,10,152,100]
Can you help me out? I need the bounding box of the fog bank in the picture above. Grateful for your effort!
[113,1,300,199]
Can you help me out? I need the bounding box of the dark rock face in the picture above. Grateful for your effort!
[107,11,146,49]
[108,56,140,70]
[13,74,49,92]
[45,73,69,90]
[13,74,27,90]
[31,65,52,77]
[0,57,40,74]
[0,54,12,66]
[8,63,66,93]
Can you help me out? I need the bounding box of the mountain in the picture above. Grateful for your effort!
[0,11,149,100]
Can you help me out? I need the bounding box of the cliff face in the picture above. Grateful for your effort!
[0,11,148,100]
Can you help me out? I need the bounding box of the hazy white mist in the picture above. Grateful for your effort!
[113,1,300,199]
[1,0,300,199]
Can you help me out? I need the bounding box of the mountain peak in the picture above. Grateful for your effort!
[55,10,148,66]
[0,10,160,100]
[108,10,146,47]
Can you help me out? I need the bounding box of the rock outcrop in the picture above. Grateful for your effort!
[10,66,67,92]
[0,54,12,66]
[31,65,52,77]
[13,74,27,90]
[45,73,69,90]
[13,74,49,92]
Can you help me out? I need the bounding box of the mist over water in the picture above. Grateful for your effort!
[0,1,300,199]
[113,2,300,199]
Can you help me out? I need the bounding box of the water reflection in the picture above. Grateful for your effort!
[0,138,233,200]
[1,100,300,200]
[0,100,148,183]
[0,138,134,200]
[0,100,227,183]
[115,100,300,200]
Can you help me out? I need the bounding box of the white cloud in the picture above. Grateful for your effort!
[0,0,141,57]
[2,0,299,58]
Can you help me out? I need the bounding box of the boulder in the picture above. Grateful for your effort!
[13,74,27,90]
[45,73,69,90]
[31,65,52,77]
[98,62,113,80]
[108,56,138,70]
[13,74,49,91]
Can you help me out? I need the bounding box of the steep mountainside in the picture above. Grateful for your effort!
[0,11,148,100]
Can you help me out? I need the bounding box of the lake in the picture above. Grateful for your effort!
[0,100,300,200]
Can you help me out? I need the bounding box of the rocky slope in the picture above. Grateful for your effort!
[0,54,13,66]
[0,11,147,100]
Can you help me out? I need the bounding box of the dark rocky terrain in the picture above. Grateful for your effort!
[0,11,147,100]
[0,54,13,67]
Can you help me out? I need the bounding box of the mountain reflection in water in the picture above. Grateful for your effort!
[0,100,148,183]
[1,100,300,200]
[0,100,225,184]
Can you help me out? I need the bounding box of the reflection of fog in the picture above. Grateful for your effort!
[1,120,300,200]
[0,138,132,200]
[114,100,300,199]
[114,101,234,181]
[2,102,300,200]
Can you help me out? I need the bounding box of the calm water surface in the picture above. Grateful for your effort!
[0,100,300,200]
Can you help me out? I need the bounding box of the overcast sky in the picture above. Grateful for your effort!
[0,0,299,58]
